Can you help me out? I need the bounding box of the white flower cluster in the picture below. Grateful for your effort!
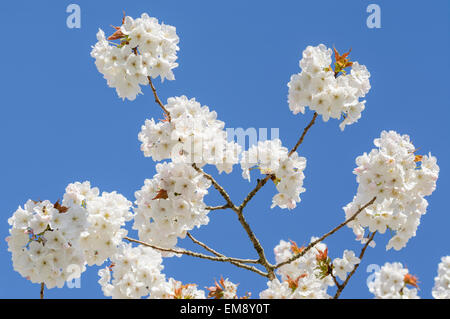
[64,182,133,266]
[368,262,420,299]
[344,131,439,250]
[240,139,307,209]
[7,181,133,288]
[139,96,241,173]
[91,13,179,100]
[432,256,450,299]
[133,162,211,249]
[206,277,240,299]
[332,250,360,281]
[287,44,370,130]
[151,278,206,299]
[259,239,334,299]
[7,200,87,288]
[98,243,166,298]
[217,278,238,299]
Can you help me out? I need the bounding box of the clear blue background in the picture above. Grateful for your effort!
[0,0,448,299]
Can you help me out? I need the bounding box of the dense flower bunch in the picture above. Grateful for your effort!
[432,256,450,299]
[368,262,420,299]
[344,130,439,250]
[7,181,132,288]
[287,44,370,130]
[240,139,307,209]
[206,277,239,299]
[133,162,211,249]
[91,13,179,100]
[98,243,165,298]
[139,96,241,173]
[151,278,206,299]
[64,182,133,266]
[7,199,87,288]
[260,239,334,298]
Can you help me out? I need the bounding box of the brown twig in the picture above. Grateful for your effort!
[186,232,268,277]
[239,175,272,211]
[124,236,268,277]
[40,283,44,299]
[147,76,171,122]
[205,204,230,211]
[288,112,318,156]
[192,164,237,212]
[234,207,276,280]
[333,231,377,299]
[274,196,376,269]
[186,232,259,264]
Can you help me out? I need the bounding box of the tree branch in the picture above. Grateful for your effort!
[147,76,171,122]
[239,175,272,211]
[40,283,44,299]
[192,164,238,212]
[205,204,230,211]
[233,208,276,280]
[333,231,377,299]
[186,232,259,264]
[274,196,376,269]
[124,236,269,277]
[288,112,318,156]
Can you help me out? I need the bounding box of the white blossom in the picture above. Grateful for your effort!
[287,44,370,130]
[98,243,166,298]
[133,162,211,250]
[332,250,360,281]
[139,96,241,173]
[7,199,87,289]
[432,256,450,299]
[368,262,420,299]
[344,130,439,250]
[240,139,306,210]
[91,13,179,100]
[260,238,334,299]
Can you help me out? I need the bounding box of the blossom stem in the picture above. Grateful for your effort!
[288,112,318,156]
[40,283,44,299]
[274,196,376,269]
[205,204,231,211]
[234,207,276,280]
[147,76,172,122]
[192,164,237,211]
[123,236,268,277]
[333,231,377,299]
[186,232,259,264]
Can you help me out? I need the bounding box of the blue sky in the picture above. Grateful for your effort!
[0,0,448,299]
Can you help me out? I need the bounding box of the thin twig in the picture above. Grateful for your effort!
[40,283,44,299]
[239,175,272,211]
[288,112,318,156]
[192,164,237,211]
[186,232,259,264]
[234,208,276,280]
[205,204,230,211]
[189,166,274,278]
[333,231,377,299]
[274,196,376,269]
[330,272,342,289]
[147,76,171,122]
[124,236,268,277]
